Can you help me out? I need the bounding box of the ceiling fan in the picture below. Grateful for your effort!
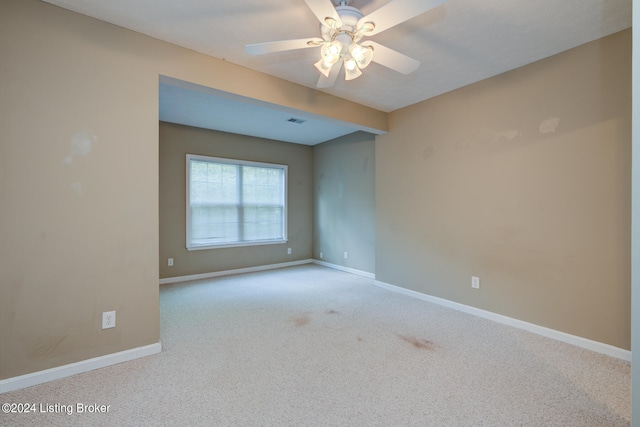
[245,0,446,88]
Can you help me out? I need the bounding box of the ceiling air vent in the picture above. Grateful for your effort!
[287,117,306,124]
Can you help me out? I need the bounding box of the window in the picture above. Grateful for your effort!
[186,154,287,250]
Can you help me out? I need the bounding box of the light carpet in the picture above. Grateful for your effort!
[0,265,631,426]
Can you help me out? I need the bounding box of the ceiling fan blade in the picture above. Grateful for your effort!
[316,59,343,88]
[357,0,446,36]
[245,38,323,55]
[362,41,420,74]
[303,0,342,27]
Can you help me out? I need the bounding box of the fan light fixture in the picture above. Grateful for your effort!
[320,40,342,65]
[350,43,373,69]
[245,0,446,88]
[314,58,333,77]
[316,10,375,82]
[343,55,362,80]
[318,39,373,81]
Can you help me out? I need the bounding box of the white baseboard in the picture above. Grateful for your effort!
[312,259,376,279]
[0,342,162,394]
[159,259,314,285]
[373,280,631,362]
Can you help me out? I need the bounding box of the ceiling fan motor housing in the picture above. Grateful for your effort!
[321,5,365,44]
[335,5,363,25]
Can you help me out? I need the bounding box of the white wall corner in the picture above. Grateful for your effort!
[312,259,376,279]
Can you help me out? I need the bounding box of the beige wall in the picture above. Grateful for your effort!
[376,30,632,349]
[313,132,376,274]
[159,123,313,278]
[0,0,384,380]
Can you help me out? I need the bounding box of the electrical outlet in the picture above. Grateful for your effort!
[287,248,292,255]
[319,252,323,259]
[102,311,116,329]
[471,276,480,289]
[344,251,348,259]
[168,258,174,266]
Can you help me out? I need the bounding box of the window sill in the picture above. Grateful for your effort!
[186,239,288,251]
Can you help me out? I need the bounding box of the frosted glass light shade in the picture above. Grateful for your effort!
[344,57,362,80]
[314,58,333,77]
[320,40,342,66]
[349,43,373,69]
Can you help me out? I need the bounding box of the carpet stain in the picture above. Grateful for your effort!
[292,314,311,327]
[325,309,340,315]
[356,337,363,342]
[398,334,434,351]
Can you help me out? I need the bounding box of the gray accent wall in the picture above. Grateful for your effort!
[313,132,376,274]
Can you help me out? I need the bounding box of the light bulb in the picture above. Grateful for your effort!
[349,43,373,69]
[320,40,342,66]
[314,58,333,77]
[344,56,362,80]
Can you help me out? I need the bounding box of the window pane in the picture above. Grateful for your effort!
[243,166,283,205]
[190,205,239,245]
[243,206,284,241]
[187,155,287,249]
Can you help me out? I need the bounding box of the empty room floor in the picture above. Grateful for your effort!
[1,265,630,426]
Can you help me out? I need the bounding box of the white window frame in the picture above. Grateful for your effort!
[186,154,288,250]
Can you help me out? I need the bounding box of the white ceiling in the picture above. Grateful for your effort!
[42,0,632,144]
